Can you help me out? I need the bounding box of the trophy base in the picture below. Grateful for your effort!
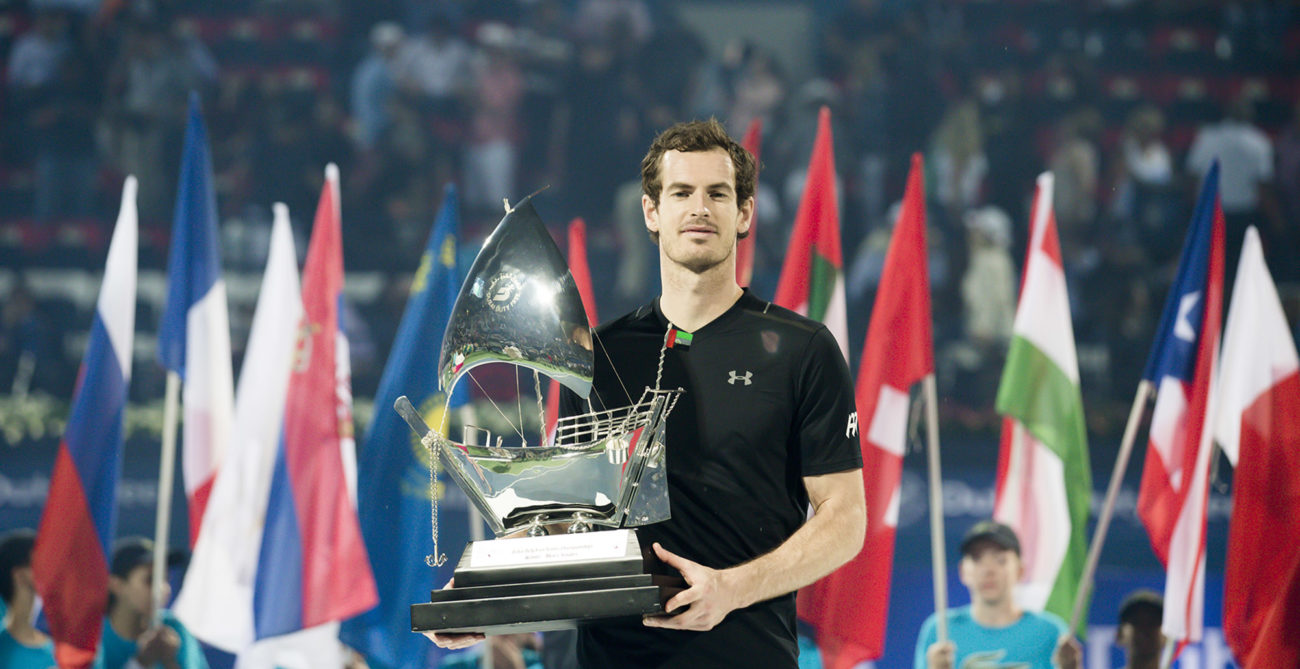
[410,529,683,635]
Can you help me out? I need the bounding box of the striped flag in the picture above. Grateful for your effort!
[1137,162,1224,651]
[774,106,848,357]
[735,118,761,287]
[544,217,598,440]
[157,93,235,546]
[254,164,377,638]
[174,203,302,652]
[1215,226,1300,668]
[798,154,932,667]
[339,184,471,669]
[32,177,138,668]
[993,172,1092,622]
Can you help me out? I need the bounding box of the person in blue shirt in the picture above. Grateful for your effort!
[0,529,57,669]
[95,537,207,669]
[915,521,1082,669]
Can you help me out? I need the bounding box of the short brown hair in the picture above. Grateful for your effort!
[640,119,757,241]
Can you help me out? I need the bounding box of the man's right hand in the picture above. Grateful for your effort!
[926,639,955,669]
[421,578,486,650]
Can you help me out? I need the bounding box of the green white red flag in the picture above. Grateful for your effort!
[993,172,1092,622]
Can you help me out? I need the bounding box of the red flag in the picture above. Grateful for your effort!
[735,118,761,286]
[798,154,932,667]
[1136,163,1224,648]
[774,106,848,357]
[1215,227,1300,667]
[1245,555,1300,667]
[545,218,598,438]
[254,164,377,636]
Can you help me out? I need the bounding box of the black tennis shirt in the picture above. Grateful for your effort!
[561,289,862,668]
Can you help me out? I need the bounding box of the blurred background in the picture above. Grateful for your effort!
[0,1,1297,666]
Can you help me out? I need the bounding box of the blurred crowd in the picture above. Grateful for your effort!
[2,0,1299,437]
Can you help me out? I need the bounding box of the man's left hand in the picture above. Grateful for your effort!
[1054,634,1082,669]
[642,543,744,631]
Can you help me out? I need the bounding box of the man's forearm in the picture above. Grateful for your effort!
[721,469,866,609]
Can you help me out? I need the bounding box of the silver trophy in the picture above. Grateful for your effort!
[397,195,682,634]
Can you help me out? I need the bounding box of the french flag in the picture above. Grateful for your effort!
[254,164,377,638]
[32,177,138,668]
[157,93,235,546]
[1137,161,1224,652]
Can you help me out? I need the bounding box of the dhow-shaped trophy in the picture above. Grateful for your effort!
[396,194,683,634]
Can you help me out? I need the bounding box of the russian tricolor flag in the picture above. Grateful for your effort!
[32,177,138,668]
[254,164,377,638]
[157,93,235,546]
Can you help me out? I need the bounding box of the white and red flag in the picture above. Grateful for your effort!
[1215,226,1300,668]
[993,173,1092,621]
[1136,161,1225,652]
[798,153,932,668]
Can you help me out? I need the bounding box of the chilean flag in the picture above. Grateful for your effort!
[1137,161,1224,651]
[157,93,235,546]
[253,164,378,638]
[32,177,138,668]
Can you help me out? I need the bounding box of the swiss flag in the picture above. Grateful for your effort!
[1214,226,1300,668]
[798,154,932,667]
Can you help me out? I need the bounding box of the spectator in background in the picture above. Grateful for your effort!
[1186,96,1282,290]
[463,23,525,216]
[26,21,100,222]
[97,537,208,669]
[1115,590,1163,669]
[103,16,200,223]
[351,22,405,153]
[1272,99,1300,281]
[1112,105,1179,264]
[0,529,56,669]
[930,96,987,226]
[6,10,70,93]
[1049,108,1102,270]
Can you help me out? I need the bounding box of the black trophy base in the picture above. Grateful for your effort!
[410,529,683,635]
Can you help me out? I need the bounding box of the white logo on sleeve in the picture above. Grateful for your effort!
[846,411,859,438]
[727,370,753,386]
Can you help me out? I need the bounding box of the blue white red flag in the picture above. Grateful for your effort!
[254,164,377,638]
[157,93,235,546]
[339,184,469,669]
[32,177,138,668]
[1137,161,1225,649]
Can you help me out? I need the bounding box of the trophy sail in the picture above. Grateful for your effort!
[402,193,685,634]
[438,195,594,400]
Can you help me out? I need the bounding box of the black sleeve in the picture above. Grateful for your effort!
[793,325,863,476]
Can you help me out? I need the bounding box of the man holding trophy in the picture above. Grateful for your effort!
[427,119,866,668]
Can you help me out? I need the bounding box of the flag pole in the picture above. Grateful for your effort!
[1067,379,1153,635]
[153,370,181,626]
[923,373,949,643]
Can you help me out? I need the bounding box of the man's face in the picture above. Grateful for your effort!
[110,564,165,618]
[958,541,1022,606]
[643,148,753,275]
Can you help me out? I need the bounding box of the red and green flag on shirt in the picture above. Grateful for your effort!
[774,106,848,358]
[993,172,1092,623]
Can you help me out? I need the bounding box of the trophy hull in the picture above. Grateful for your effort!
[410,529,683,635]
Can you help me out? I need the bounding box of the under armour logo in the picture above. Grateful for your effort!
[846,411,859,438]
[728,370,753,386]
